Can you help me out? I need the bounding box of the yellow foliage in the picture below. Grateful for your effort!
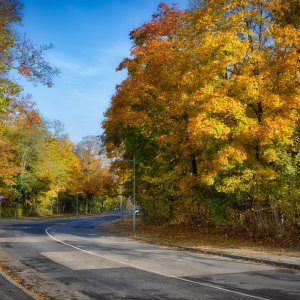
[191,115,231,140]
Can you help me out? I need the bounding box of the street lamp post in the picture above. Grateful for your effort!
[116,155,136,230]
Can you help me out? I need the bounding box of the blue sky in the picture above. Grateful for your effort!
[19,0,188,143]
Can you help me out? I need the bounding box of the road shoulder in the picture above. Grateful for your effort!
[0,268,39,300]
[97,218,300,270]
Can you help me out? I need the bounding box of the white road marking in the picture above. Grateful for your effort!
[45,225,271,300]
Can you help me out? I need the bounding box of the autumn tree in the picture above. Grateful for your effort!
[74,136,116,213]
[0,121,20,199]
[0,0,61,216]
[39,136,80,214]
[103,1,300,240]
[103,3,191,222]
[0,0,59,112]
[182,0,300,236]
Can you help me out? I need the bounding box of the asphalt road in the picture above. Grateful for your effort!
[0,214,299,300]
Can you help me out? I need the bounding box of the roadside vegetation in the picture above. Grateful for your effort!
[103,1,300,244]
[106,217,300,253]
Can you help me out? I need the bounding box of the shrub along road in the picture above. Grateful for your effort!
[0,214,299,299]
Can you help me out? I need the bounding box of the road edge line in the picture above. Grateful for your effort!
[45,224,271,300]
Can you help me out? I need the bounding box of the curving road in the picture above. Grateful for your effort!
[0,214,300,300]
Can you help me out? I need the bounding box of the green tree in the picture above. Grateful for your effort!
[74,136,116,213]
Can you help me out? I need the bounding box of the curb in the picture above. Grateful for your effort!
[97,225,300,271]
[134,238,300,270]
[0,268,40,300]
